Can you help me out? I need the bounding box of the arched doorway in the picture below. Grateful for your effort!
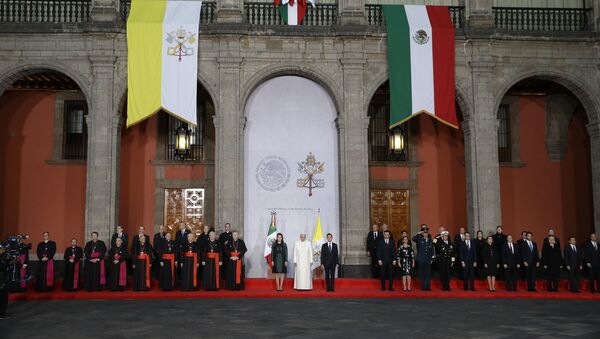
[0,70,88,250]
[118,83,216,239]
[367,80,467,238]
[243,75,339,278]
[497,78,594,241]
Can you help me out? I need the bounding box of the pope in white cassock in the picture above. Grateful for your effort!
[293,234,313,290]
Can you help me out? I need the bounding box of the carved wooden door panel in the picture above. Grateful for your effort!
[370,189,410,240]
[164,188,205,238]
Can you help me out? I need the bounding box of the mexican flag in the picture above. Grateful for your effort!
[275,0,316,26]
[264,211,278,264]
[126,0,202,127]
[383,5,457,129]
[311,210,325,270]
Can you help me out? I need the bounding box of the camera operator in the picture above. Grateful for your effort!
[0,243,14,319]
[10,235,31,292]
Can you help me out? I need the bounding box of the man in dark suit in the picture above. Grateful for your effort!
[377,231,397,291]
[131,226,151,248]
[366,224,383,278]
[454,227,466,279]
[520,232,540,291]
[583,233,599,293]
[460,232,477,291]
[175,223,191,249]
[110,225,128,250]
[543,228,561,252]
[321,233,339,292]
[563,236,582,293]
[502,234,520,291]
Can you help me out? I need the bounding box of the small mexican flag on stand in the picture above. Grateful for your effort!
[383,5,458,129]
[275,0,316,26]
[264,211,278,264]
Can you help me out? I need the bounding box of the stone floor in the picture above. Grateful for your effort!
[1,298,599,338]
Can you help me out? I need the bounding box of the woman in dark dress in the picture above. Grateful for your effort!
[224,231,247,290]
[131,235,153,291]
[158,232,177,291]
[397,236,415,291]
[541,235,562,292]
[107,237,128,291]
[473,230,486,280]
[270,233,288,291]
[482,236,499,291]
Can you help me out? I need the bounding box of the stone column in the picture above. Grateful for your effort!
[90,0,119,22]
[587,121,600,234]
[462,57,501,236]
[592,0,600,31]
[85,56,120,243]
[339,56,370,276]
[214,56,243,232]
[216,0,243,24]
[339,0,366,25]
[465,0,494,29]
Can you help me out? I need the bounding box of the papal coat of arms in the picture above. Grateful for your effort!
[412,29,430,45]
[166,28,196,61]
[296,152,324,197]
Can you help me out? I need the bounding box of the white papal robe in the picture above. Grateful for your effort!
[293,240,313,290]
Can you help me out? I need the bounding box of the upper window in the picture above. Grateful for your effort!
[62,100,87,160]
[497,104,512,163]
[368,101,409,162]
[164,103,204,161]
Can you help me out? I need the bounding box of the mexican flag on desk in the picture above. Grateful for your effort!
[383,5,458,129]
[275,0,316,26]
[126,0,203,127]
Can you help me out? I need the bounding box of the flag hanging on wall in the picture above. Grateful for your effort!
[126,0,202,127]
[383,5,457,129]
[275,0,316,26]
[311,210,325,270]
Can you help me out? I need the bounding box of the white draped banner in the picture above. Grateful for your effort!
[244,76,339,278]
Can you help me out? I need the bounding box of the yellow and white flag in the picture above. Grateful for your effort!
[126,0,202,127]
[312,210,325,270]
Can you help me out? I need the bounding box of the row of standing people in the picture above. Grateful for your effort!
[367,224,600,293]
[13,223,248,293]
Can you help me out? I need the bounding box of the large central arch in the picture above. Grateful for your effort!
[243,75,340,278]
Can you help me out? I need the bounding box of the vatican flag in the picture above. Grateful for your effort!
[126,0,202,127]
[311,210,325,270]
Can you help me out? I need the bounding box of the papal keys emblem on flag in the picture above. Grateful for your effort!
[166,27,197,61]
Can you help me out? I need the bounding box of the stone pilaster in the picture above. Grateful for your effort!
[339,56,370,273]
[339,0,366,26]
[465,0,494,30]
[214,56,243,231]
[592,0,600,32]
[545,93,578,161]
[90,0,119,22]
[463,57,501,236]
[587,121,600,235]
[85,56,119,243]
[216,0,243,24]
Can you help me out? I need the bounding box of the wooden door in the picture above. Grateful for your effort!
[370,189,410,239]
[164,188,205,238]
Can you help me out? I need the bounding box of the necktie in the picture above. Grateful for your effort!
[594,242,597,250]
[467,241,470,249]
[572,245,576,253]
[329,243,332,251]
[510,244,513,254]
[528,241,532,251]
[374,232,377,239]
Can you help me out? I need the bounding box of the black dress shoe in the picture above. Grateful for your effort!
[381,287,386,291]
[470,288,476,291]
[388,287,395,291]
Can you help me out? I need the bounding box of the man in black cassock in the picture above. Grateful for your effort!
[63,238,83,292]
[36,231,56,292]
[84,232,107,291]
[180,232,200,291]
[219,223,233,282]
[158,232,177,291]
[107,237,128,291]
[203,231,223,290]
[132,234,153,291]
[224,231,247,290]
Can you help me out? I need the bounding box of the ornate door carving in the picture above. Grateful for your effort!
[164,188,205,237]
[370,189,410,240]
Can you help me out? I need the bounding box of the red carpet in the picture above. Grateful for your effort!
[9,278,600,301]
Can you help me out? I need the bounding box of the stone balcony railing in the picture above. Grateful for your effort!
[0,0,594,33]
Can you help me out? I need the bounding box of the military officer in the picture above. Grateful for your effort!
[435,231,455,291]
[412,224,435,291]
